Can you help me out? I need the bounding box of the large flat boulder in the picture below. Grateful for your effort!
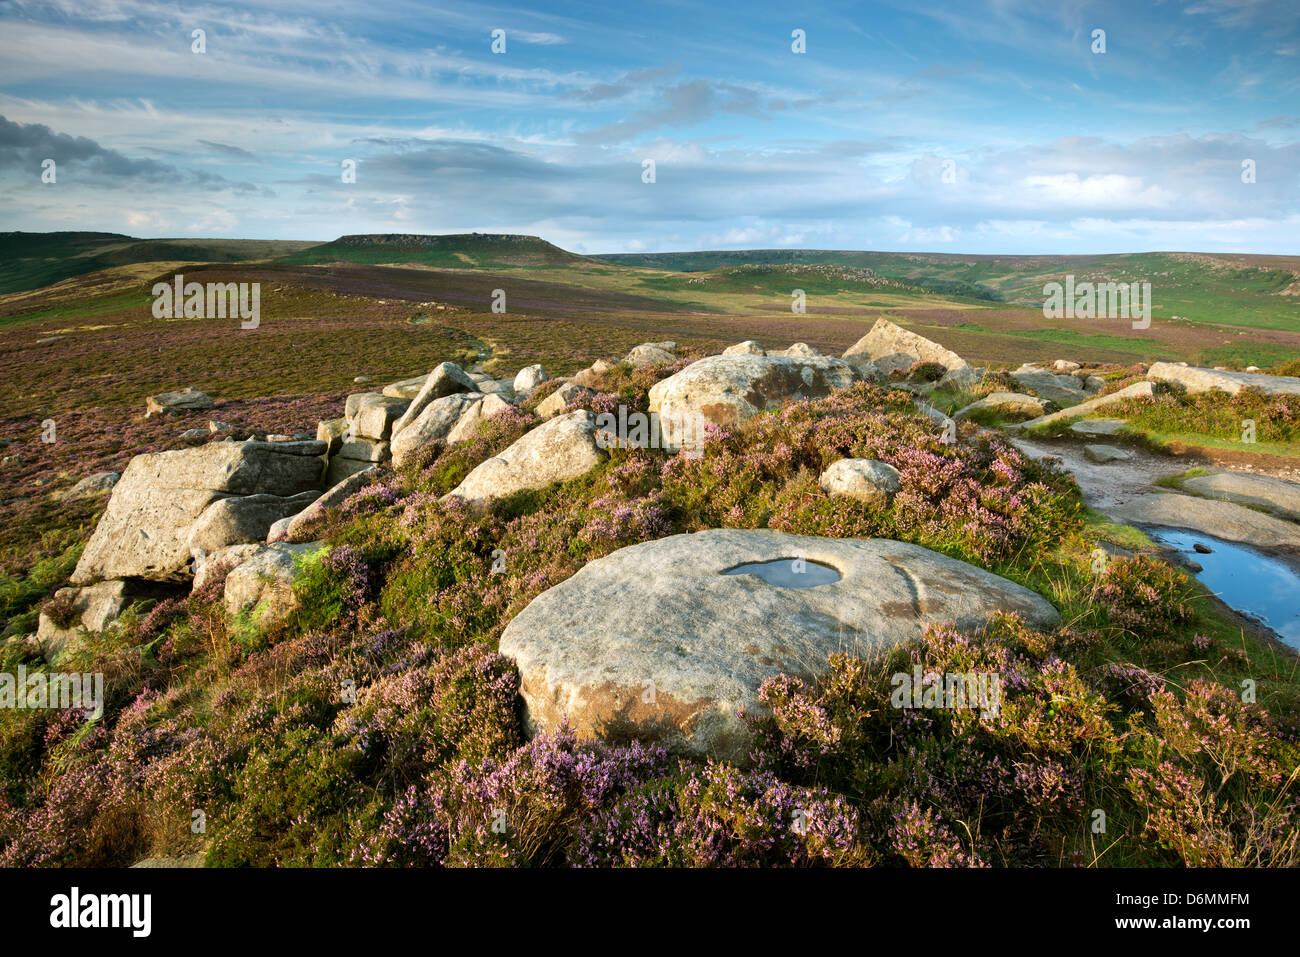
[70,441,324,584]
[1147,362,1300,396]
[445,410,604,505]
[843,318,968,377]
[1181,472,1300,523]
[499,529,1060,763]
[647,354,855,452]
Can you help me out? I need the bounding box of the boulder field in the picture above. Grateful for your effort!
[45,315,1300,765]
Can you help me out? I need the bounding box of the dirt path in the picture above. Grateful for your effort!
[1009,434,1207,514]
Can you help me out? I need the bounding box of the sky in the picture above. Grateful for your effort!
[0,0,1296,255]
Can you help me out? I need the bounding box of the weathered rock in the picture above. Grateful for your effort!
[1069,418,1126,437]
[623,344,676,367]
[179,428,208,441]
[61,471,120,499]
[317,417,347,455]
[499,529,1060,763]
[71,442,324,584]
[843,318,968,377]
[192,542,265,590]
[722,340,765,356]
[391,363,479,436]
[1052,360,1081,373]
[186,491,319,554]
[345,392,382,421]
[446,393,513,444]
[446,410,604,504]
[223,541,323,623]
[1111,494,1300,550]
[1084,444,1133,464]
[476,379,516,402]
[818,459,901,505]
[280,468,377,542]
[145,387,213,416]
[325,454,380,487]
[647,354,856,452]
[572,359,615,389]
[1012,381,1155,430]
[1010,366,1089,407]
[1147,362,1300,396]
[382,374,429,399]
[351,395,410,441]
[1083,375,1106,393]
[36,580,139,659]
[953,392,1048,421]
[1181,472,1300,523]
[336,438,389,462]
[841,352,886,384]
[513,364,549,394]
[536,382,588,419]
[769,342,820,358]
[937,365,984,391]
[390,392,481,465]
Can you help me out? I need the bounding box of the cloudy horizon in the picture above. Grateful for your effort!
[0,0,1297,255]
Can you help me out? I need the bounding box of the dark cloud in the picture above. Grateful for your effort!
[0,115,258,191]
[199,140,260,161]
[565,63,682,102]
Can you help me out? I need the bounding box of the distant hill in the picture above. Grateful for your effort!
[600,248,1300,330]
[276,233,590,269]
[0,232,319,295]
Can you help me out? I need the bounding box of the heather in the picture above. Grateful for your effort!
[1,359,1298,868]
[1092,382,1300,449]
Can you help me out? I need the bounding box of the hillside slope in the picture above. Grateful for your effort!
[276,233,591,269]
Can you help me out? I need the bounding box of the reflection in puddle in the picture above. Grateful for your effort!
[721,558,841,588]
[1147,527,1300,648]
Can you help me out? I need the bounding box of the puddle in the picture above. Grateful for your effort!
[1146,527,1300,648]
[722,558,841,588]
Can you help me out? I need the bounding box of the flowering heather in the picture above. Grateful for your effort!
[4,349,1298,869]
[1104,382,1300,446]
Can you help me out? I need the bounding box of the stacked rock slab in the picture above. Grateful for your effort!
[71,440,326,585]
[499,529,1061,764]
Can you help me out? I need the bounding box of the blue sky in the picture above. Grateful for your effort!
[0,0,1296,254]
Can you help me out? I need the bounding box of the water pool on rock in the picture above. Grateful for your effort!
[1147,527,1300,648]
[721,558,841,588]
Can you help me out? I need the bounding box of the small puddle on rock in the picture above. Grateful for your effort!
[721,558,841,588]
[1147,527,1300,648]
